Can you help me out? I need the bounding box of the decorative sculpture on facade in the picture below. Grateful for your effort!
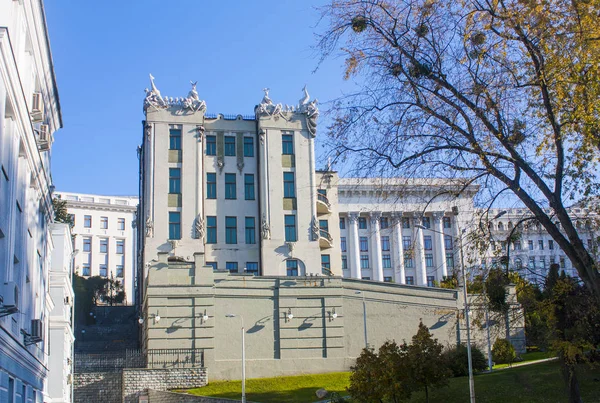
[261,213,271,240]
[255,88,285,118]
[311,215,320,241]
[195,215,205,240]
[143,75,207,112]
[297,86,319,137]
[145,217,154,238]
[196,125,205,141]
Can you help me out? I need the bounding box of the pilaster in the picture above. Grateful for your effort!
[348,212,361,279]
[433,211,448,280]
[370,212,383,282]
[392,213,405,284]
[413,213,427,286]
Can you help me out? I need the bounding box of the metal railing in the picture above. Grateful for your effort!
[74,348,204,372]
[317,193,331,208]
[319,229,333,242]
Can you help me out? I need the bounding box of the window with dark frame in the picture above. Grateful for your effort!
[286,259,298,276]
[244,174,255,200]
[224,136,236,156]
[243,137,254,157]
[225,174,236,199]
[169,168,181,194]
[169,128,182,150]
[207,173,217,199]
[284,215,297,242]
[168,212,181,240]
[282,134,294,155]
[206,216,217,243]
[225,216,237,244]
[245,217,256,244]
[206,135,216,155]
[381,236,390,251]
[283,172,295,198]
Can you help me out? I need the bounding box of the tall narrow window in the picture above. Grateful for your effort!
[405,276,414,285]
[424,235,433,250]
[339,218,346,229]
[427,276,435,287]
[422,217,431,229]
[404,253,413,268]
[402,217,410,228]
[538,240,544,250]
[226,216,237,244]
[245,217,256,244]
[99,265,108,277]
[206,135,216,155]
[206,173,217,199]
[224,136,236,156]
[382,254,391,268]
[425,253,434,267]
[169,168,181,194]
[443,217,452,228]
[206,216,217,244]
[286,259,298,276]
[360,255,369,269]
[444,235,453,250]
[282,134,294,155]
[169,128,182,150]
[118,218,125,230]
[243,137,254,157]
[284,215,297,242]
[403,236,412,250]
[99,238,108,253]
[548,240,554,250]
[340,237,347,252]
[225,173,236,199]
[358,217,367,229]
[380,217,389,229]
[244,174,255,200]
[116,265,124,277]
[283,172,295,198]
[381,236,390,251]
[83,237,91,252]
[446,253,454,268]
[116,240,125,254]
[321,255,331,274]
[169,212,181,240]
[359,236,368,251]
[341,256,348,270]
[100,216,108,229]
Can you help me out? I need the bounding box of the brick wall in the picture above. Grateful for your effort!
[74,372,122,403]
[146,390,242,403]
[123,368,207,403]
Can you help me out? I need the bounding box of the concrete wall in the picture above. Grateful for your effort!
[122,368,207,403]
[143,255,523,380]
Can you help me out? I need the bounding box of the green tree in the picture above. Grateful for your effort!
[52,197,73,227]
[492,338,517,365]
[317,0,600,297]
[348,341,412,403]
[407,322,451,403]
[442,344,488,377]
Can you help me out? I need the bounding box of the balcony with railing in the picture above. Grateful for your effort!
[319,228,333,249]
[316,192,332,214]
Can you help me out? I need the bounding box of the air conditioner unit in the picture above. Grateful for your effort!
[30,319,43,343]
[31,92,45,122]
[0,281,19,316]
[37,124,51,151]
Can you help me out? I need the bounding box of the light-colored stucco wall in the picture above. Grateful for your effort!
[143,253,524,380]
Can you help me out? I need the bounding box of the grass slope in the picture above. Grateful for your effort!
[183,360,600,403]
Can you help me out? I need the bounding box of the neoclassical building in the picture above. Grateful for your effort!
[138,78,592,295]
[54,191,138,305]
[0,0,62,401]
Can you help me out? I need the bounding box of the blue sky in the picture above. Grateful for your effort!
[45,1,352,196]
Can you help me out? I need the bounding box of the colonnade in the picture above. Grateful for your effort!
[345,211,452,286]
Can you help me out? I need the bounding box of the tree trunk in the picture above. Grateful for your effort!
[425,384,429,403]
[560,356,582,403]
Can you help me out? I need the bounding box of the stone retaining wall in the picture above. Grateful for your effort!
[74,372,122,403]
[122,368,207,403]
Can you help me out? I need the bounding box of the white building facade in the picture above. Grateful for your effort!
[138,78,595,301]
[55,192,138,305]
[0,0,62,401]
[48,223,74,403]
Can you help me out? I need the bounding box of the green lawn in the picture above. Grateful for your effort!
[181,360,600,403]
[492,350,556,370]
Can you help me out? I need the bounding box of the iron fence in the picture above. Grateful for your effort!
[74,348,204,372]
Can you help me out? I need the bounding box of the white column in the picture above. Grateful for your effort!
[195,125,205,242]
[392,213,405,284]
[413,213,427,286]
[433,211,448,280]
[370,212,383,282]
[145,123,154,236]
[258,128,270,234]
[348,212,361,279]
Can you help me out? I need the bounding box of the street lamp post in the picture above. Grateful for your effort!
[355,291,368,349]
[225,314,246,403]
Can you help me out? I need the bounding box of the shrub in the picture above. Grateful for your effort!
[443,344,488,377]
[492,339,516,364]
